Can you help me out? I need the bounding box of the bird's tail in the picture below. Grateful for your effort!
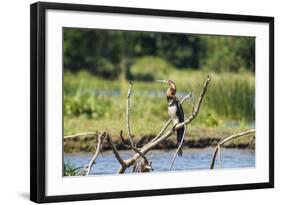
[176,127,185,157]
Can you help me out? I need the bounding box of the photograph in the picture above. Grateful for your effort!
[30,2,274,202]
[0,0,278,204]
[63,28,256,176]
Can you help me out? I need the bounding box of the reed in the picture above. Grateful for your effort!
[64,70,254,136]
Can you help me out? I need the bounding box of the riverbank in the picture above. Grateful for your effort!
[64,127,255,153]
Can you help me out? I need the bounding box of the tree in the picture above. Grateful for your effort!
[199,35,255,72]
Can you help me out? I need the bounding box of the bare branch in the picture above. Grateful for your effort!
[147,120,172,145]
[217,145,222,168]
[191,91,195,113]
[120,130,128,145]
[64,77,210,174]
[126,81,134,147]
[180,92,193,104]
[120,131,149,165]
[210,129,255,169]
[168,92,193,170]
[117,166,127,174]
[105,133,126,168]
[124,77,211,170]
[175,76,211,129]
[169,124,186,170]
[86,134,103,175]
[64,132,96,139]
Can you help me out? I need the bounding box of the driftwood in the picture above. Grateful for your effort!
[64,76,211,174]
[210,129,255,169]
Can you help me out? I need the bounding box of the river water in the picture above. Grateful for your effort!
[64,148,255,175]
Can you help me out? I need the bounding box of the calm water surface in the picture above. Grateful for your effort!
[64,148,255,175]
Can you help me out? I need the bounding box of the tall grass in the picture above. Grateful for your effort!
[64,70,254,136]
[205,73,255,121]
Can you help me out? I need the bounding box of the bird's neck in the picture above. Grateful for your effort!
[166,81,177,105]
[167,95,178,106]
[166,87,176,97]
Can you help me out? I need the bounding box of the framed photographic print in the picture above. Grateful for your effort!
[30,1,274,203]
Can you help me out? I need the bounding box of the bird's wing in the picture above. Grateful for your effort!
[176,99,184,122]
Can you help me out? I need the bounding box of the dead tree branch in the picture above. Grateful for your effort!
[120,131,149,164]
[148,120,172,144]
[217,145,222,168]
[210,129,255,169]
[64,132,96,139]
[124,82,153,172]
[175,76,210,129]
[169,124,186,170]
[64,76,210,174]
[86,133,103,175]
[105,133,126,168]
[126,81,134,146]
[121,76,211,171]
[169,92,194,170]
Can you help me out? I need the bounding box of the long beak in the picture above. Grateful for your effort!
[156,80,169,84]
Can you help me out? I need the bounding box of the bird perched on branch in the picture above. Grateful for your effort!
[157,80,185,156]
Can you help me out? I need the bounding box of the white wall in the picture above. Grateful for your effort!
[0,0,279,204]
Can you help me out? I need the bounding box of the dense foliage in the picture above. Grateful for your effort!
[64,28,255,80]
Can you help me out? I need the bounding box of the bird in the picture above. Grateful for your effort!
[157,80,185,156]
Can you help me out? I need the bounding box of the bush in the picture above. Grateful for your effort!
[130,56,174,81]
[64,90,112,119]
[95,58,119,79]
[199,36,255,73]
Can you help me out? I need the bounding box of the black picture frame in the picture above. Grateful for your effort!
[30,1,274,203]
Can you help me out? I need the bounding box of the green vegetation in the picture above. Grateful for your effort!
[130,56,175,81]
[63,29,255,150]
[199,36,255,73]
[64,28,255,77]
[63,162,83,176]
[64,69,254,137]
